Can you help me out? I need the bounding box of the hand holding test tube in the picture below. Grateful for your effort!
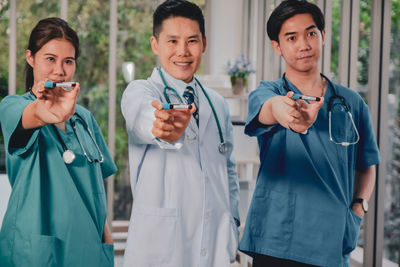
[45,81,77,91]
[162,103,192,110]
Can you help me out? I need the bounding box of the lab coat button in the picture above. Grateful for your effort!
[201,249,207,256]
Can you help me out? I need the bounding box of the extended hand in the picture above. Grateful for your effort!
[151,100,196,142]
[34,80,80,124]
[287,91,324,133]
[269,91,324,133]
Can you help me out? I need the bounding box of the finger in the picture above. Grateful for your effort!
[152,100,163,110]
[283,94,297,106]
[152,127,171,139]
[36,81,47,94]
[289,108,302,119]
[69,82,80,96]
[154,109,172,121]
[189,104,196,115]
[153,119,174,132]
[286,91,294,98]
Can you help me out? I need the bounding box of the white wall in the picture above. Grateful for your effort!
[204,0,245,75]
[0,174,11,229]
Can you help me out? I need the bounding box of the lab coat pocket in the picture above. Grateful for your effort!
[15,234,61,267]
[228,216,239,263]
[342,209,363,255]
[249,188,295,247]
[131,205,178,265]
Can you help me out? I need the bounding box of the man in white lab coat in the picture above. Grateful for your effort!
[121,1,240,266]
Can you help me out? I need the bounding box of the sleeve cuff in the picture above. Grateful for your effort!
[154,136,184,149]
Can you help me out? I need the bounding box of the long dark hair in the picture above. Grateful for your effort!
[25,17,80,91]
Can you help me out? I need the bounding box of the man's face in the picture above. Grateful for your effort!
[151,16,206,83]
[271,13,325,74]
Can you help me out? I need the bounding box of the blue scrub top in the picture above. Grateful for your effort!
[239,78,380,267]
[0,92,117,267]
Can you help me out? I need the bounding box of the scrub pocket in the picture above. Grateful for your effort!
[14,234,62,267]
[342,209,363,255]
[101,243,114,267]
[249,187,295,247]
[130,205,178,265]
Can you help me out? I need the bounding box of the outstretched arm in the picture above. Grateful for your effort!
[22,81,79,129]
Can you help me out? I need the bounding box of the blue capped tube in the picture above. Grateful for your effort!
[44,81,76,91]
[162,103,192,110]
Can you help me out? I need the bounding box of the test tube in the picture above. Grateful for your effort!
[44,81,76,91]
[292,93,321,101]
[162,103,192,110]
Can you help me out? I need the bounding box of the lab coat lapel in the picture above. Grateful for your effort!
[198,87,212,140]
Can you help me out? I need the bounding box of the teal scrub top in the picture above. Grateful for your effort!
[0,92,117,267]
[239,78,380,267]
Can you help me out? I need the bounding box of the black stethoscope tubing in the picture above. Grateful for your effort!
[158,67,227,153]
[282,72,359,146]
[282,72,350,112]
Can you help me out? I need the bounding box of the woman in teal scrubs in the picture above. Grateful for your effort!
[0,17,117,267]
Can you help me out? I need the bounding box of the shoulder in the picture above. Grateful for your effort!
[122,78,162,99]
[0,93,34,112]
[333,82,362,98]
[332,82,366,106]
[250,79,283,97]
[201,86,225,103]
[1,92,32,103]
[74,104,94,121]
[258,79,282,90]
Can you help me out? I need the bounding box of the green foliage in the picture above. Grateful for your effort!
[357,0,371,86]
[330,0,340,78]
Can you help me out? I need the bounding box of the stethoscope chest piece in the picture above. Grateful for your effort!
[219,142,228,154]
[63,150,76,164]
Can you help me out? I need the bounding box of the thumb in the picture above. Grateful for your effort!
[286,91,294,99]
[151,100,163,110]
[189,103,196,115]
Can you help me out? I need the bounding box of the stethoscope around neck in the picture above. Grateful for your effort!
[29,89,104,163]
[51,113,104,164]
[158,67,227,153]
[282,72,360,146]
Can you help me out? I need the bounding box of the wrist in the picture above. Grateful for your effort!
[351,203,365,218]
[351,198,368,218]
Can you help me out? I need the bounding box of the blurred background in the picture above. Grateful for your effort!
[0,0,399,266]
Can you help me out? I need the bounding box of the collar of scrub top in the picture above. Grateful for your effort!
[282,72,360,146]
[157,67,228,154]
[29,90,104,163]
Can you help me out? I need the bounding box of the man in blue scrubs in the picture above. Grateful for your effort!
[239,1,380,266]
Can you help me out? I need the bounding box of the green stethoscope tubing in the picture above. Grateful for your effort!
[158,67,227,153]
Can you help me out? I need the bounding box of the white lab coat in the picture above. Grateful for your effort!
[121,68,240,267]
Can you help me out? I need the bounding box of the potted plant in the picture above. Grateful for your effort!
[226,55,255,95]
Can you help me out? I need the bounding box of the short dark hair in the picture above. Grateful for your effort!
[25,17,80,91]
[153,0,205,39]
[267,0,325,42]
